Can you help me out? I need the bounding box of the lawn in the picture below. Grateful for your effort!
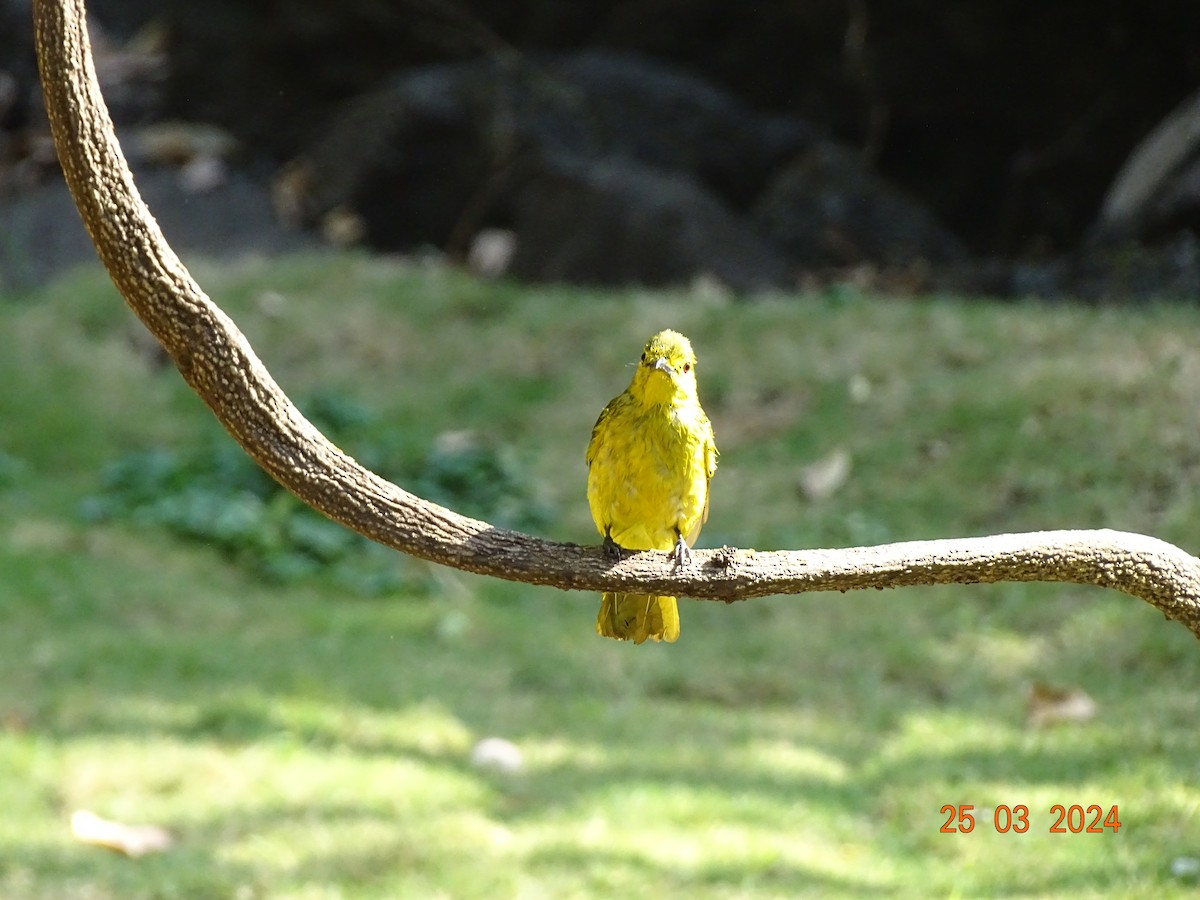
[3,253,1200,897]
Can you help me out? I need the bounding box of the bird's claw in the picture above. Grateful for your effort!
[602,532,624,562]
[672,533,693,568]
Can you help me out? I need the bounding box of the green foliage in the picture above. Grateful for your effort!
[0,449,26,488]
[80,387,551,595]
[412,429,554,529]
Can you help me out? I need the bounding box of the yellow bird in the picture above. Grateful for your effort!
[587,329,718,643]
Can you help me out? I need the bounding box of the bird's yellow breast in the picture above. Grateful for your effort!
[587,391,713,552]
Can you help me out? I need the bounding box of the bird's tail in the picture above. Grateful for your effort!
[596,593,680,643]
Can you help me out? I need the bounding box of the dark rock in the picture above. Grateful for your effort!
[0,162,318,293]
[752,141,968,268]
[0,0,41,184]
[14,2,1198,300]
[1070,232,1200,303]
[0,1,36,128]
[22,0,1200,265]
[540,52,815,209]
[508,157,793,291]
[282,60,497,251]
[926,234,1200,303]
[286,51,810,288]
[287,50,814,228]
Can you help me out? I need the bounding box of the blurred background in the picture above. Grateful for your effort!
[4,2,1200,897]
[3,0,1200,297]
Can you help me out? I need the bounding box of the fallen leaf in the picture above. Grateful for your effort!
[178,155,228,194]
[799,448,852,501]
[471,737,523,775]
[321,206,367,247]
[848,373,872,404]
[131,121,238,167]
[468,228,517,279]
[272,161,316,227]
[1026,681,1097,727]
[1171,857,1200,879]
[71,810,174,857]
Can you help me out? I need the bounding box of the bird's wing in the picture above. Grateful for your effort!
[586,394,621,468]
[703,415,718,517]
[688,418,718,544]
[687,507,706,547]
[704,420,719,480]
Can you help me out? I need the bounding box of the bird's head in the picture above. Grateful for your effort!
[631,329,699,405]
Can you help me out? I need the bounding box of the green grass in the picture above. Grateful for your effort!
[4,252,1200,897]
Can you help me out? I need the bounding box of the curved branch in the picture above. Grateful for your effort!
[32,0,1200,639]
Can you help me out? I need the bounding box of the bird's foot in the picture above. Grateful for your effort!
[672,532,693,569]
[602,532,625,562]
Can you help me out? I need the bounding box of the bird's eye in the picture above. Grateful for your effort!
[640,352,646,362]
[682,362,691,373]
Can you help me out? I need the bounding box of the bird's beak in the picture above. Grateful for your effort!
[653,357,676,377]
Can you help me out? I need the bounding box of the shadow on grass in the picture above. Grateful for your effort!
[3,536,1197,896]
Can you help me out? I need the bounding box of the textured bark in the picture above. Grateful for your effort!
[31,0,1200,640]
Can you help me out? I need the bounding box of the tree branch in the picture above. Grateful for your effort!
[32,0,1200,639]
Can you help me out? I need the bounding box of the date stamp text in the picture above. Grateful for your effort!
[940,804,1121,834]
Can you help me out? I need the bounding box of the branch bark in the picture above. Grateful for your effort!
[31,0,1200,639]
